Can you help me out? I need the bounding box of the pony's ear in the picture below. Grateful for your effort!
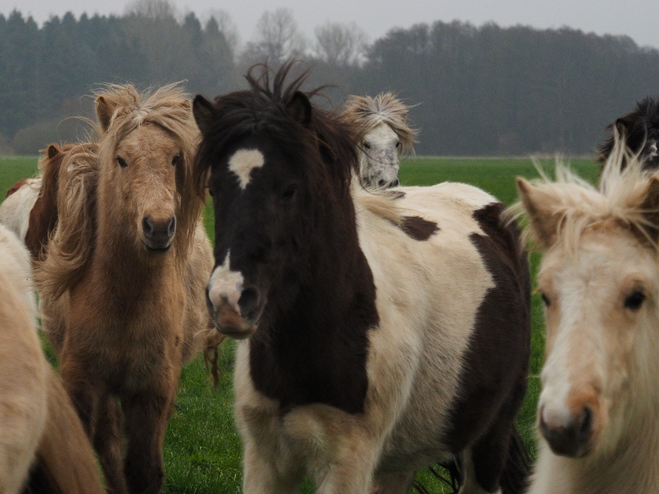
[193,95,216,136]
[640,176,659,240]
[516,178,562,249]
[96,95,117,132]
[286,91,312,127]
[47,144,60,159]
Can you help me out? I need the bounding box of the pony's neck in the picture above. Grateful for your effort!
[249,184,378,412]
[277,186,376,332]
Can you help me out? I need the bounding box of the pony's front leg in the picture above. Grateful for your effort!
[283,405,382,494]
[93,395,128,494]
[59,357,101,438]
[242,438,303,494]
[122,390,173,494]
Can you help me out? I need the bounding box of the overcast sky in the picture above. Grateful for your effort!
[1,0,657,50]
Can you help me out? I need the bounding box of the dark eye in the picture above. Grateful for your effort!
[172,155,181,167]
[540,292,551,307]
[624,290,646,310]
[395,141,400,148]
[363,142,371,150]
[116,156,128,168]
[281,184,297,200]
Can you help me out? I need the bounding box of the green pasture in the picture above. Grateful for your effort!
[0,155,600,493]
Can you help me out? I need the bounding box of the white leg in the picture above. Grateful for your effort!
[242,438,302,494]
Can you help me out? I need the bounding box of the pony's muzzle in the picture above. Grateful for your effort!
[205,286,258,340]
[142,215,176,251]
[539,404,594,457]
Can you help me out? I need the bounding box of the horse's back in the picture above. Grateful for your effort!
[0,224,36,328]
[0,238,48,494]
[0,179,40,242]
[357,182,530,473]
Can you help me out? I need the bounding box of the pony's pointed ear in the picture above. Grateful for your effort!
[286,91,312,127]
[47,144,60,159]
[193,95,216,136]
[96,95,117,132]
[640,176,659,240]
[516,178,561,249]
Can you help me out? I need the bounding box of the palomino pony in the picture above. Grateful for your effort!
[0,223,104,494]
[343,93,416,188]
[0,144,73,260]
[38,84,221,494]
[515,132,659,493]
[597,96,659,171]
[193,63,530,494]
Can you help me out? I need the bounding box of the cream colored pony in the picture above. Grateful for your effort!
[0,223,104,494]
[514,129,659,493]
[343,93,416,188]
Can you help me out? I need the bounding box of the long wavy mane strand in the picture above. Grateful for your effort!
[95,83,204,258]
[37,142,99,299]
[343,93,417,155]
[510,134,659,255]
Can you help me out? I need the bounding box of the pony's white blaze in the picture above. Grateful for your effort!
[207,251,244,313]
[228,149,265,189]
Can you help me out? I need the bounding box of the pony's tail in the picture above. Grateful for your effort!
[499,426,531,494]
[22,372,104,494]
[196,326,225,388]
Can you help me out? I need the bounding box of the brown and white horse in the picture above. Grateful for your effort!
[37,84,221,494]
[0,223,104,494]
[515,131,659,493]
[193,63,530,494]
[0,177,40,245]
[342,93,417,189]
[0,144,73,261]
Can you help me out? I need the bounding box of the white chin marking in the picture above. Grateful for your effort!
[229,149,265,189]
[207,251,245,314]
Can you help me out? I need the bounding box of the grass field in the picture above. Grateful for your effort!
[0,155,600,493]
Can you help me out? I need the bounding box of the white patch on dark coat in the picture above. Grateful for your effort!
[228,149,265,189]
[207,251,244,315]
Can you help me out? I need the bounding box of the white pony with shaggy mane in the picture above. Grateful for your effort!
[343,93,417,188]
[513,128,659,494]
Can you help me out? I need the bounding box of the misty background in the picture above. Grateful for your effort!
[1,0,658,156]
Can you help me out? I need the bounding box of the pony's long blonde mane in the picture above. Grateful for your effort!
[37,141,99,299]
[39,83,204,298]
[343,93,417,155]
[96,83,203,257]
[510,132,659,255]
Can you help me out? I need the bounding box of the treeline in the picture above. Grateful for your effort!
[1,3,658,155]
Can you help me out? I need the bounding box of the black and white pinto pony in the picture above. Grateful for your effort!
[342,93,417,189]
[193,63,530,494]
[597,96,659,171]
[515,128,659,493]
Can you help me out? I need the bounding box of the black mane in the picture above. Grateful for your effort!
[598,96,659,171]
[194,61,362,195]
